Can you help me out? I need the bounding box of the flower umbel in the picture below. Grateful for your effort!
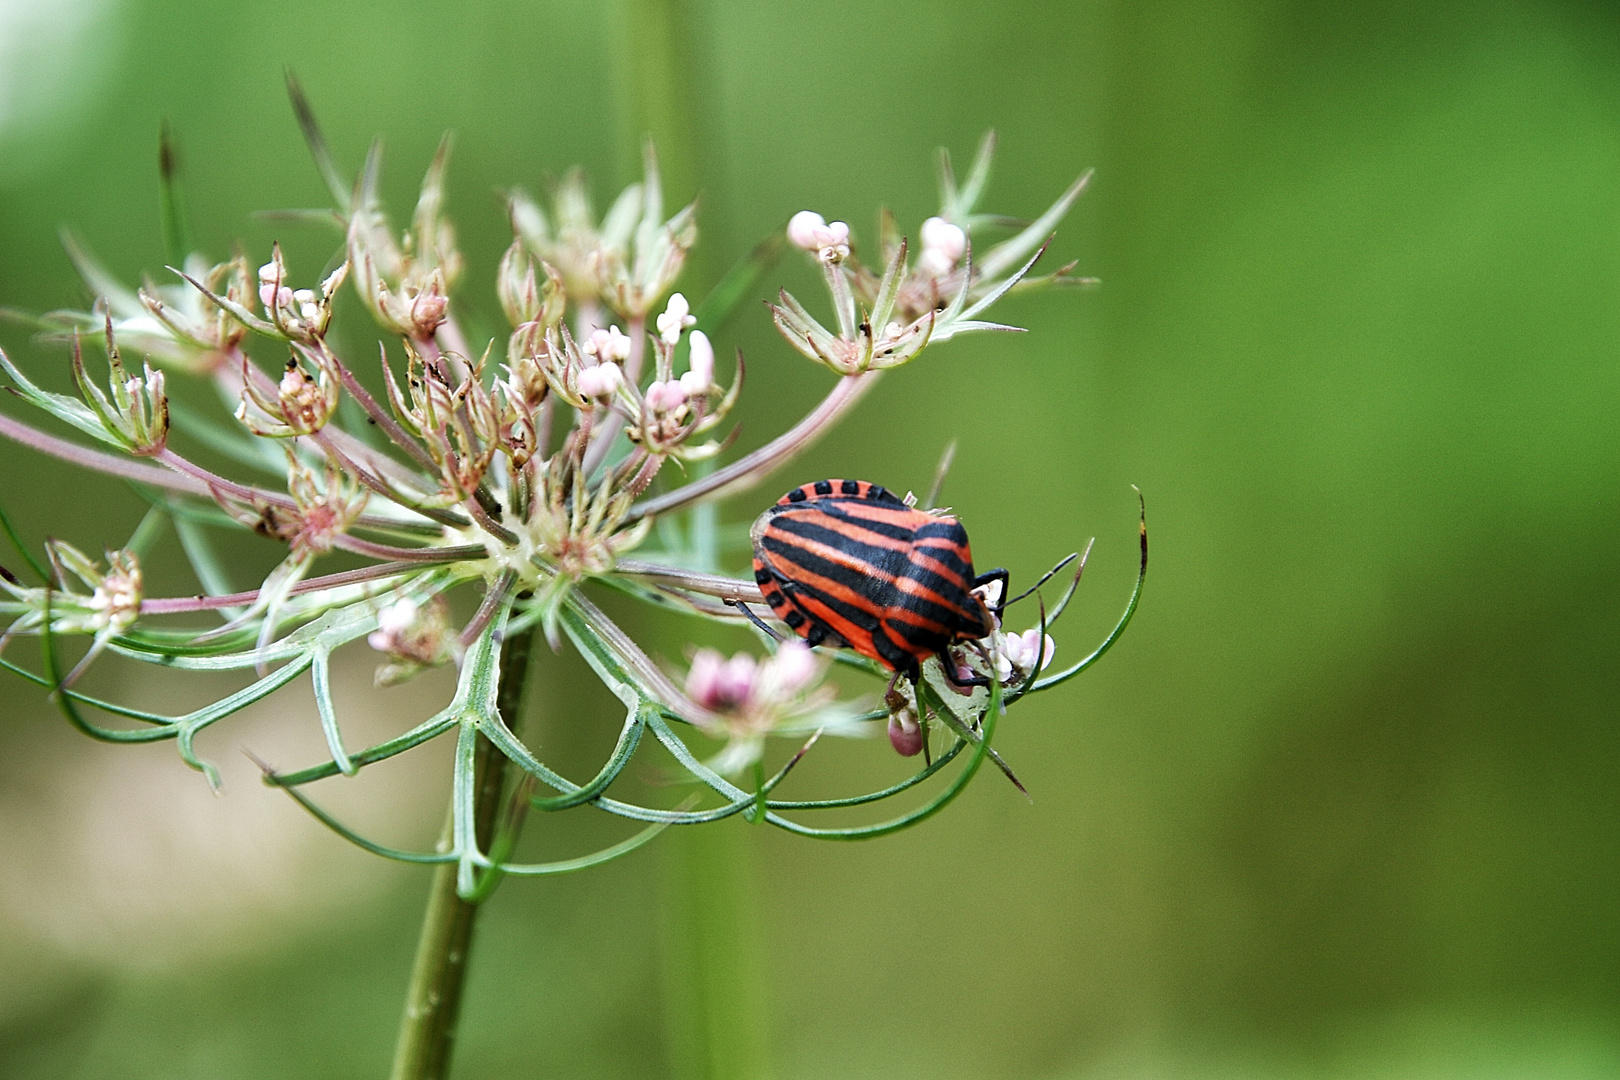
[0,101,1141,897]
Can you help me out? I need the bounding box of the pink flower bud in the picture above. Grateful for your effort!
[920,216,967,262]
[888,708,923,756]
[1022,629,1056,671]
[584,326,632,362]
[644,380,687,414]
[411,289,448,336]
[999,628,1057,676]
[686,648,760,711]
[576,363,621,399]
[916,248,955,278]
[373,598,419,640]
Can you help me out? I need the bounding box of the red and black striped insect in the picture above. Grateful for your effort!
[747,478,1009,686]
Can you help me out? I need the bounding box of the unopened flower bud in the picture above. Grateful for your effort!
[656,292,696,345]
[411,281,448,338]
[919,216,967,263]
[787,211,824,251]
[576,362,622,399]
[679,329,714,396]
[582,326,633,362]
[90,550,142,633]
[504,411,536,468]
[72,327,169,455]
[41,542,144,638]
[497,240,544,326]
[644,379,688,414]
[236,347,341,438]
[788,211,851,258]
[249,244,344,341]
[887,706,923,757]
[718,654,757,703]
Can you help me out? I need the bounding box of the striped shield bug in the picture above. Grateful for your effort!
[748,478,1010,687]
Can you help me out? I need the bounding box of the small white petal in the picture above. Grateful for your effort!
[767,640,817,696]
[686,330,714,388]
[788,210,828,251]
[920,216,966,261]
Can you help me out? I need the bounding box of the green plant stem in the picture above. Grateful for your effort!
[390,618,537,1080]
[664,822,771,1080]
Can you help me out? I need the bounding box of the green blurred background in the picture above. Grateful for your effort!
[1,0,1617,1077]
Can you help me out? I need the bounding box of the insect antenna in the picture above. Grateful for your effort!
[922,439,957,510]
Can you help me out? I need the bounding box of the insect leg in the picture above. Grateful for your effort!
[973,567,1012,618]
[725,598,783,642]
[936,651,992,689]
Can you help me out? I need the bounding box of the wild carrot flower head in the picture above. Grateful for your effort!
[0,95,1140,893]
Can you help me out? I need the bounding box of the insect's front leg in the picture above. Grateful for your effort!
[973,567,1011,619]
[935,651,992,689]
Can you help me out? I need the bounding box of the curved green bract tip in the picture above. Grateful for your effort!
[1021,491,1148,698]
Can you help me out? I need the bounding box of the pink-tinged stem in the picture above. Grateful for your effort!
[335,346,441,472]
[0,410,432,534]
[141,559,429,614]
[462,494,517,546]
[458,569,515,648]
[415,334,462,385]
[152,446,432,533]
[0,412,210,496]
[316,433,468,530]
[625,370,879,522]
[333,535,486,564]
[156,447,272,504]
[623,451,664,501]
[614,559,764,603]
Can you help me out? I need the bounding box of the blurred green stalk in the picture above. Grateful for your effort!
[664,821,772,1080]
[390,621,538,1080]
[622,1,772,1075]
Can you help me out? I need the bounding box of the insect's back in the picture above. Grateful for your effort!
[751,479,990,679]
